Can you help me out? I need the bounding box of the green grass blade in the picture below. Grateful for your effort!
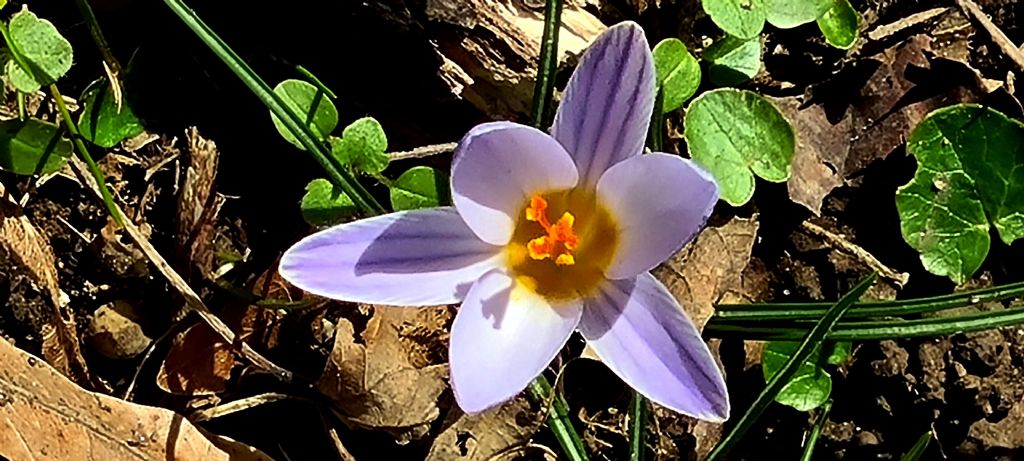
[161,0,384,215]
[706,273,876,461]
[715,280,1024,321]
[528,377,589,461]
[900,430,933,461]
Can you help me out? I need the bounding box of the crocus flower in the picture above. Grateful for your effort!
[280,22,729,421]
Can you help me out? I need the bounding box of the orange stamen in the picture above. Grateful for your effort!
[524,195,580,265]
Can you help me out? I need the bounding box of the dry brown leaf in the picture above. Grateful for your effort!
[157,322,235,395]
[783,34,993,214]
[156,305,277,396]
[0,336,272,461]
[652,216,761,329]
[426,396,543,460]
[318,306,451,442]
[176,127,224,280]
[0,182,91,385]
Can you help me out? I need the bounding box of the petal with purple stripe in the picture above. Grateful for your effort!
[596,153,719,279]
[450,269,582,413]
[551,22,656,186]
[579,273,729,421]
[280,207,502,305]
[452,122,579,245]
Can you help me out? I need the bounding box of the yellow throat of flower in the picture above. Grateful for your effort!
[506,189,619,301]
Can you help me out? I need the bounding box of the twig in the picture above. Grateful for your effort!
[190,393,295,422]
[956,0,1024,73]
[69,156,296,384]
[800,221,909,287]
[387,142,457,162]
[320,412,358,461]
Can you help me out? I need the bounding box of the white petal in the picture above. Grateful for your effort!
[579,273,729,421]
[452,122,579,245]
[597,153,719,279]
[450,270,582,413]
[280,208,502,305]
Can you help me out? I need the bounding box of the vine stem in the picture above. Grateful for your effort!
[49,84,123,226]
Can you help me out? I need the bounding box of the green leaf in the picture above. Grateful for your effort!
[300,178,358,226]
[0,118,72,175]
[762,342,841,411]
[684,88,795,206]
[390,166,449,211]
[895,105,1024,284]
[826,341,852,365]
[704,36,762,86]
[701,0,766,40]
[270,79,338,149]
[78,79,144,148]
[334,117,389,175]
[817,0,860,50]
[764,0,832,28]
[3,8,74,92]
[652,38,701,113]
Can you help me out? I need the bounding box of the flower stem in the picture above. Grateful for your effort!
[527,376,589,461]
[530,0,564,128]
[705,273,876,460]
[161,0,385,215]
[629,390,647,461]
[799,400,832,461]
[49,84,124,226]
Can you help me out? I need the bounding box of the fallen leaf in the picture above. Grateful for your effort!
[0,181,91,385]
[318,305,451,442]
[157,322,235,396]
[157,305,277,396]
[0,336,272,460]
[652,215,761,328]
[782,34,994,214]
[425,396,543,460]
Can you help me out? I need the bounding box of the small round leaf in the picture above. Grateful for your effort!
[702,0,766,40]
[390,166,450,211]
[300,178,358,226]
[334,117,389,175]
[4,8,73,92]
[652,38,701,113]
[704,36,763,86]
[79,79,144,148]
[270,79,338,149]
[817,0,860,50]
[0,119,73,175]
[684,88,795,206]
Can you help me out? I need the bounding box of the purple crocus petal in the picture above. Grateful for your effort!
[579,273,729,421]
[450,269,582,413]
[597,153,718,280]
[452,121,579,245]
[552,22,656,186]
[280,207,502,305]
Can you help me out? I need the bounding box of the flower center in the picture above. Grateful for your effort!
[506,188,618,301]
